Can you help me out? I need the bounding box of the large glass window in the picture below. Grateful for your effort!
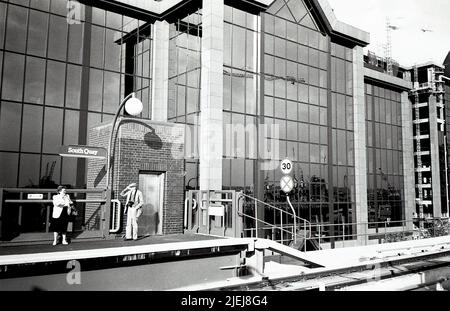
[365,83,404,225]
[0,2,153,188]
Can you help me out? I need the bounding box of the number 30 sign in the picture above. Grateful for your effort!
[280,159,293,175]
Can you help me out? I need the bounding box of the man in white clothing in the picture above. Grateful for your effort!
[120,183,144,240]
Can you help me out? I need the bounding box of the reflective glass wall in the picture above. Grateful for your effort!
[222,5,259,197]
[260,0,356,236]
[167,7,202,191]
[0,0,153,188]
[365,83,405,226]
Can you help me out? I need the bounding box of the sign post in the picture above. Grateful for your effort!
[279,159,297,244]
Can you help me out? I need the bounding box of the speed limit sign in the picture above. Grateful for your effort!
[280,159,293,175]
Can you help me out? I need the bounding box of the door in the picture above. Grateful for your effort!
[139,172,164,236]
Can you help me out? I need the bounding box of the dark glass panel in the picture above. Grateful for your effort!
[40,154,60,186]
[45,60,66,107]
[21,104,42,152]
[346,96,353,130]
[68,22,84,64]
[347,131,354,166]
[63,109,79,146]
[27,9,48,57]
[48,15,68,61]
[66,64,81,109]
[346,61,353,95]
[337,130,346,165]
[50,0,67,15]
[2,52,25,101]
[42,107,63,153]
[30,0,50,11]
[5,4,28,53]
[0,2,5,48]
[90,25,105,68]
[19,153,40,187]
[0,102,21,151]
[103,71,120,114]
[88,68,103,112]
[336,94,345,129]
[24,56,45,104]
[0,152,18,187]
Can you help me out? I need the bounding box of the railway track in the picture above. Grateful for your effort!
[217,247,450,291]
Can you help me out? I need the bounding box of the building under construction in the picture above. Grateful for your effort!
[408,62,450,228]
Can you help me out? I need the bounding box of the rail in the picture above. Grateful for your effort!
[237,192,312,251]
[0,188,121,240]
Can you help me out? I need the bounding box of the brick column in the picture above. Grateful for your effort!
[401,91,415,230]
[353,46,368,245]
[199,0,224,191]
[151,21,170,122]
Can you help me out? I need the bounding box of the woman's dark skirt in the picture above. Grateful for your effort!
[51,206,69,234]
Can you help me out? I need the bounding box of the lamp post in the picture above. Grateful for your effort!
[105,92,143,194]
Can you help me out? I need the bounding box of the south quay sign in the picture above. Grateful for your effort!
[59,145,107,159]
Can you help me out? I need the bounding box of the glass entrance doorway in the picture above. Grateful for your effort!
[138,172,164,236]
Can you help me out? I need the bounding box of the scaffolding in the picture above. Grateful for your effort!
[412,66,424,229]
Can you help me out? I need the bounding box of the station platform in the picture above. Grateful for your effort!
[0,234,220,256]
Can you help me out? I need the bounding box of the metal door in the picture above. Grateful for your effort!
[138,173,164,235]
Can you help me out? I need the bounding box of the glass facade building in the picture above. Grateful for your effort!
[0,0,153,189]
[0,0,434,245]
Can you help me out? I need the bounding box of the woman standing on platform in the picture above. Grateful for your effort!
[51,185,72,246]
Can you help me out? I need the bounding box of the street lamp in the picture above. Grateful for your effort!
[105,92,143,192]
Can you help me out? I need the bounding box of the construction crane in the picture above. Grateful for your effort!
[385,17,394,76]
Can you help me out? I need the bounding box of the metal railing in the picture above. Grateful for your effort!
[237,192,312,251]
[0,188,122,241]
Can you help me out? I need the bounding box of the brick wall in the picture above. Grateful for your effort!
[87,118,185,236]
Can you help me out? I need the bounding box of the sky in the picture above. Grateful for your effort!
[327,0,450,67]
